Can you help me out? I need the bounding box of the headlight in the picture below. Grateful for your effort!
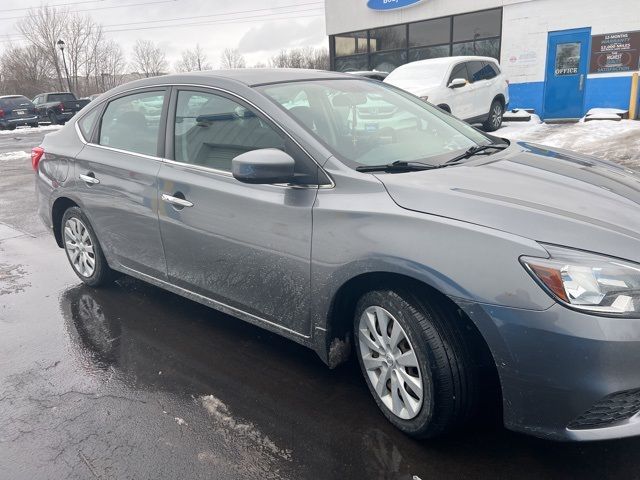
[521,245,640,317]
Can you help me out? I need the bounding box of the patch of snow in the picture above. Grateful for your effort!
[583,113,621,121]
[0,125,63,135]
[199,394,292,460]
[174,417,187,426]
[0,151,30,162]
[586,107,627,116]
[498,119,640,170]
[505,109,532,118]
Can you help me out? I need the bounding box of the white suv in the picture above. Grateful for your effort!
[384,56,509,131]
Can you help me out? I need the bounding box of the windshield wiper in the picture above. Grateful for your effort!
[444,143,509,165]
[356,160,439,173]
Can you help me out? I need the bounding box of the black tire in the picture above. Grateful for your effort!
[354,287,478,439]
[7,124,16,131]
[61,207,115,287]
[29,122,39,128]
[482,99,504,132]
[48,111,59,125]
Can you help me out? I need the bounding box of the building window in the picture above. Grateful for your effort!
[409,17,450,47]
[452,9,501,43]
[335,31,368,57]
[335,55,369,72]
[329,7,502,72]
[452,38,500,59]
[370,50,408,72]
[409,45,450,62]
[369,25,406,52]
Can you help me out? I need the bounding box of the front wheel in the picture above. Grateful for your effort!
[482,100,503,132]
[61,207,114,287]
[354,288,478,438]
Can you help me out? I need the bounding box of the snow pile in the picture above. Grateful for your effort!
[0,125,62,135]
[499,119,640,170]
[0,151,29,162]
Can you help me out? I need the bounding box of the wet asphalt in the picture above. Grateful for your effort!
[3,127,640,479]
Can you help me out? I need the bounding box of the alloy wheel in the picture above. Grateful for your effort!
[358,305,424,419]
[491,104,503,129]
[64,217,96,278]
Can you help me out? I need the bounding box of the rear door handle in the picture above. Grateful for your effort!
[79,173,100,185]
[161,193,193,208]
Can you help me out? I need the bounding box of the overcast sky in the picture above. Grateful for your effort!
[0,0,327,69]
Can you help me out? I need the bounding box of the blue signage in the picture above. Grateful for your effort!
[367,0,423,10]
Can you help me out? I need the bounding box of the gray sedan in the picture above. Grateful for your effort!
[34,69,640,441]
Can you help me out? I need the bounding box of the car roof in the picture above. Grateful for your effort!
[396,56,499,70]
[104,68,356,97]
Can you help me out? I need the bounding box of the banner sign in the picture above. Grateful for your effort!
[367,0,423,11]
[590,30,640,74]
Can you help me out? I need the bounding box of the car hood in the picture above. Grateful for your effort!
[385,81,439,97]
[377,142,640,262]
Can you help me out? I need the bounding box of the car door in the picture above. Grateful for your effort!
[157,87,321,336]
[444,62,474,119]
[73,88,169,278]
[466,60,493,119]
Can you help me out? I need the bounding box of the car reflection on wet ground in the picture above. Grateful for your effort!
[3,129,640,479]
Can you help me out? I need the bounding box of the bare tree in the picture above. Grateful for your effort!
[17,6,70,91]
[219,48,246,69]
[175,44,211,72]
[64,14,101,94]
[132,39,167,77]
[269,47,329,70]
[0,44,55,98]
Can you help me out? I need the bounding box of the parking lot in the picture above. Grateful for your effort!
[2,124,640,479]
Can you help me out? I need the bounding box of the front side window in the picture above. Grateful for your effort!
[448,63,470,84]
[259,79,490,169]
[99,91,166,156]
[174,90,285,172]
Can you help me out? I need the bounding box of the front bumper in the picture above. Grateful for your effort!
[455,299,640,441]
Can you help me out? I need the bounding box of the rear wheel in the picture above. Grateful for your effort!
[48,111,59,125]
[354,287,478,438]
[482,100,503,132]
[61,207,114,287]
[7,124,16,131]
[29,122,39,128]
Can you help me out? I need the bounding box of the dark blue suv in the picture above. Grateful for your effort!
[0,95,38,130]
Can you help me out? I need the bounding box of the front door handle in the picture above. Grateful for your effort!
[79,173,100,185]
[161,193,194,208]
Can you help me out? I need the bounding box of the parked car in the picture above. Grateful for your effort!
[0,95,38,130]
[32,92,90,125]
[347,70,389,81]
[35,70,640,442]
[384,56,509,131]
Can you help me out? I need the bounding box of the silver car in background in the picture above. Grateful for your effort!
[35,69,640,441]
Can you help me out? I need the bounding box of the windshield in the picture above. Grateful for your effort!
[258,79,490,168]
[48,93,76,103]
[384,65,445,90]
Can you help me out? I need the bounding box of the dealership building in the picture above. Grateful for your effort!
[325,0,640,119]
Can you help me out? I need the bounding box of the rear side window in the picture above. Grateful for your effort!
[99,91,166,156]
[1,96,32,108]
[174,90,285,172]
[78,108,99,141]
[448,63,470,84]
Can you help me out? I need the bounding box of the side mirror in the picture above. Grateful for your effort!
[448,78,467,89]
[232,148,295,185]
